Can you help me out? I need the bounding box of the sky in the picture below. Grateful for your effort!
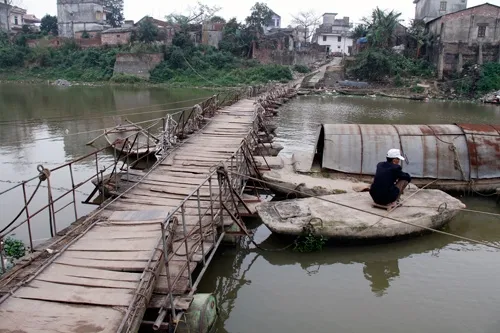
[16,0,500,26]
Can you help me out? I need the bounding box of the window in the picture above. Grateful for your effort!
[338,36,342,42]
[440,1,447,11]
[323,35,327,42]
[14,16,18,25]
[478,26,486,38]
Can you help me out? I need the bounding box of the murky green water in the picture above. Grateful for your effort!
[198,95,500,333]
[0,83,213,246]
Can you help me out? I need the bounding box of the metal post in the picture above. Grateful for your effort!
[208,177,216,244]
[21,183,34,251]
[197,189,206,265]
[0,238,5,274]
[160,221,176,320]
[218,170,224,229]
[180,204,193,288]
[100,169,105,206]
[69,164,78,222]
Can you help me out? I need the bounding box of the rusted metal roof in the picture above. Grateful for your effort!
[317,124,500,180]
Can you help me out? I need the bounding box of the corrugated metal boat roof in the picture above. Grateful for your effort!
[316,124,500,180]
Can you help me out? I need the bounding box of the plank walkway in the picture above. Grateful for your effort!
[0,98,258,333]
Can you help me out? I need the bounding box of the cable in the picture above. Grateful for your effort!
[0,96,211,126]
[226,170,500,251]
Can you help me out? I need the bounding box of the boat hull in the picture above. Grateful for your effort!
[257,190,465,240]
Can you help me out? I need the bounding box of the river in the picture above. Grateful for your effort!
[1,87,500,333]
[197,95,500,333]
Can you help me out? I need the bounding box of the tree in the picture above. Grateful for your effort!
[245,2,273,35]
[219,18,252,57]
[104,0,124,28]
[363,8,402,49]
[209,16,226,24]
[40,15,58,36]
[166,2,221,26]
[291,10,321,44]
[351,24,368,40]
[408,19,430,58]
[137,17,159,43]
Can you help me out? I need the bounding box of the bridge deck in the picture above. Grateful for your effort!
[0,98,258,333]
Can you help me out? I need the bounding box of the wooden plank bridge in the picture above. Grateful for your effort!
[0,85,296,333]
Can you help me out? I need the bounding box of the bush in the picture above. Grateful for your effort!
[411,85,425,93]
[293,64,310,73]
[349,49,434,81]
[110,73,144,83]
[3,237,26,259]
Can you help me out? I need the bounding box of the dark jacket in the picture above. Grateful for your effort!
[369,162,411,205]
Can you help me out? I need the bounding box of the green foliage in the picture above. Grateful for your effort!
[219,18,252,57]
[453,63,500,97]
[2,237,26,259]
[110,73,144,83]
[246,2,273,35]
[137,17,159,43]
[350,49,434,81]
[351,24,368,39]
[294,230,326,253]
[40,15,58,36]
[394,74,404,87]
[104,0,124,28]
[363,8,402,48]
[81,30,91,39]
[209,15,226,23]
[293,64,310,73]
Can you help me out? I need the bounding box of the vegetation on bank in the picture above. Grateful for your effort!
[0,2,301,87]
[348,7,500,98]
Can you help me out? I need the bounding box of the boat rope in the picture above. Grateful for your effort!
[225,170,500,251]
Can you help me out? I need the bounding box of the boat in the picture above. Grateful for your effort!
[303,123,500,192]
[256,189,466,240]
[104,123,158,156]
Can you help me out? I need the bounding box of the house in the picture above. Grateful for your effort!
[202,22,225,48]
[8,7,41,32]
[426,3,500,79]
[57,0,110,38]
[312,13,353,55]
[101,26,134,45]
[414,0,467,23]
[0,1,9,31]
[264,11,281,34]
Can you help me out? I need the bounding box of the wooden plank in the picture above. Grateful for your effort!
[149,186,212,197]
[55,257,150,271]
[44,263,141,281]
[148,295,193,310]
[82,229,160,240]
[35,271,138,290]
[92,223,161,233]
[126,191,218,208]
[15,280,134,306]
[171,241,214,257]
[64,250,154,261]
[108,209,170,221]
[0,298,124,333]
[68,237,158,252]
[157,166,211,174]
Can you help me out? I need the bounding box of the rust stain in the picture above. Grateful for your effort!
[457,123,497,135]
[419,125,434,135]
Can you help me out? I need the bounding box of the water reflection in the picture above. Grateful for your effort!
[362,259,399,297]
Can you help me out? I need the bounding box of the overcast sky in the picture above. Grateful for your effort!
[18,0,499,26]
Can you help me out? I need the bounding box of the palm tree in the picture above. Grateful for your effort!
[363,8,402,49]
[408,19,431,58]
[351,24,368,40]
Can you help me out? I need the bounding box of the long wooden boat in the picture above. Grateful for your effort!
[104,124,158,156]
[305,123,500,192]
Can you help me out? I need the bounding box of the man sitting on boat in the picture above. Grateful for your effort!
[369,149,412,209]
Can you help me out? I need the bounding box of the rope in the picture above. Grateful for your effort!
[0,165,51,235]
[226,170,500,251]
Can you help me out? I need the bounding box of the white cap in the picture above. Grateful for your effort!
[387,148,405,161]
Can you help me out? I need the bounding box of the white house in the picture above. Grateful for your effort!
[313,13,353,55]
[264,11,281,34]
